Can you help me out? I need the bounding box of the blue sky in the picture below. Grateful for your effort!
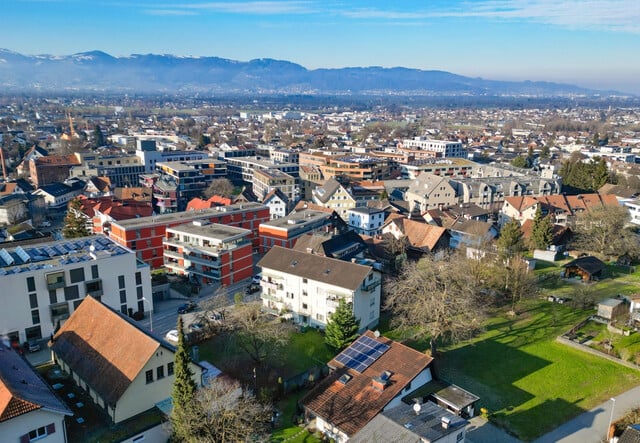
[3,0,640,93]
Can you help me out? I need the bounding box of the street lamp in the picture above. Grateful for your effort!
[142,297,153,332]
[607,397,616,441]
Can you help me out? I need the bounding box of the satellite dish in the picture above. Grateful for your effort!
[413,403,421,415]
[89,244,95,252]
[374,330,380,338]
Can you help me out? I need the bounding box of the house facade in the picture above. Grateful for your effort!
[163,221,253,285]
[0,235,152,345]
[312,178,357,219]
[405,173,457,213]
[50,296,202,424]
[0,343,73,443]
[347,207,386,236]
[258,247,381,331]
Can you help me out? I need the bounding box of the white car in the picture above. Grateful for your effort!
[252,274,262,284]
[165,330,179,342]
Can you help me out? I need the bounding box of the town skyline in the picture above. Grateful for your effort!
[4,0,640,94]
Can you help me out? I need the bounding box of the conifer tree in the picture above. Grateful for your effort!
[325,299,360,351]
[497,218,525,261]
[529,206,554,250]
[62,198,90,239]
[171,316,198,442]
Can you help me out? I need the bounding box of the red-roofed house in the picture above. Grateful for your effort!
[0,344,72,443]
[302,331,433,442]
[186,195,234,211]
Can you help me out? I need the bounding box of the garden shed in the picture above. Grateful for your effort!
[597,298,626,321]
[562,256,606,281]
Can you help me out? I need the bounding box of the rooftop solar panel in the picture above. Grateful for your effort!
[333,335,390,373]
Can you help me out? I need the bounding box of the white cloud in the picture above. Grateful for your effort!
[144,9,197,16]
[165,1,316,15]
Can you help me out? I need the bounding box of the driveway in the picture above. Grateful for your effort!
[466,416,523,443]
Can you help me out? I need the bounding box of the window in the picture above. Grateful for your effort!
[120,290,127,303]
[85,279,103,296]
[168,362,174,376]
[73,300,83,310]
[118,275,125,289]
[91,264,99,279]
[302,303,308,310]
[26,423,55,442]
[29,293,38,309]
[316,313,324,321]
[137,287,143,300]
[26,276,36,292]
[135,272,142,285]
[25,326,42,341]
[120,304,127,315]
[69,267,85,283]
[50,303,69,321]
[302,290,308,297]
[46,271,65,290]
[64,285,79,301]
[145,370,153,384]
[49,290,57,304]
[157,366,165,379]
[302,278,308,284]
[30,309,40,325]
[138,300,144,312]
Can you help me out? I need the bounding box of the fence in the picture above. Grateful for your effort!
[283,365,329,394]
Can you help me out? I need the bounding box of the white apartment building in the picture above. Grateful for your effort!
[258,247,381,331]
[0,235,152,345]
[402,138,466,158]
[622,199,640,226]
[347,207,385,236]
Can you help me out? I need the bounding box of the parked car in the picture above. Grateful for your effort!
[246,283,261,294]
[252,274,262,284]
[189,322,204,332]
[27,340,41,353]
[165,330,179,342]
[177,302,197,314]
[39,221,51,228]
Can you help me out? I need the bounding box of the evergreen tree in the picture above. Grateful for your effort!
[93,124,105,147]
[325,299,360,351]
[529,206,554,250]
[171,316,198,442]
[497,218,525,260]
[593,157,609,190]
[62,198,90,239]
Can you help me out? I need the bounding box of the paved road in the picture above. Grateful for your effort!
[533,385,640,443]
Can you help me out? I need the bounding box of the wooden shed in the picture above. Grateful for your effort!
[562,256,606,281]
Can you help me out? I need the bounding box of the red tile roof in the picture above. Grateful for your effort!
[186,195,233,211]
[303,331,433,437]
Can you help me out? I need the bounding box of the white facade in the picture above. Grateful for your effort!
[0,236,152,344]
[622,199,640,226]
[402,138,466,158]
[264,193,289,219]
[259,258,381,331]
[347,207,385,236]
[0,408,68,443]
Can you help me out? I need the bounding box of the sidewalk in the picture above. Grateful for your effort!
[533,385,640,443]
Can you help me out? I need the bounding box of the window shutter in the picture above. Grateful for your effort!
[20,434,30,443]
[46,422,56,434]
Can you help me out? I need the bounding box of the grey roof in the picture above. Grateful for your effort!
[348,206,385,215]
[619,425,640,443]
[0,344,72,421]
[257,246,372,291]
[166,222,251,241]
[351,401,467,443]
[313,177,343,203]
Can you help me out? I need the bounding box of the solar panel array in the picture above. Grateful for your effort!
[334,335,390,373]
[0,236,130,274]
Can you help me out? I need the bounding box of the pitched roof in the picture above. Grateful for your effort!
[388,216,448,251]
[263,188,289,204]
[313,177,344,203]
[562,256,606,274]
[50,296,164,406]
[504,196,539,212]
[257,246,371,291]
[0,345,72,422]
[303,331,433,437]
[113,187,152,201]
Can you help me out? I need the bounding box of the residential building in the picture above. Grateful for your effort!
[225,156,299,183]
[263,189,290,220]
[312,178,357,218]
[449,220,498,250]
[319,156,392,182]
[401,138,466,158]
[302,331,434,442]
[253,168,298,203]
[258,247,381,330]
[292,230,369,261]
[33,181,85,209]
[398,157,475,180]
[0,235,152,345]
[164,221,253,285]
[351,401,468,443]
[0,343,73,443]
[258,208,345,252]
[623,199,640,226]
[50,296,202,423]
[69,152,145,188]
[109,203,270,268]
[347,207,385,236]
[135,139,207,173]
[29,154,80,188]
[299,165,324,201]
[405,173,458,213]
[382,216,450,256]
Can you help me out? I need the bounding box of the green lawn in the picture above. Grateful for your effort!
[435,300,640,441]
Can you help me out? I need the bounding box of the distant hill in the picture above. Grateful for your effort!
[0,49,603,96]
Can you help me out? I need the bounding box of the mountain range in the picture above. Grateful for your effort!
[0,49,603,96]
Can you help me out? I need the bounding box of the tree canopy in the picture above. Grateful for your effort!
[497,218,525,260]
[171,316,198,442]
[529,206,554,250]
[62,198,90,239]
[203,178,236,199]
[324,299,360,351]
[558,155,609,193]
[573,205,639,258]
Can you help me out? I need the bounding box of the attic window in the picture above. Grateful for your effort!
[338,374,352,385]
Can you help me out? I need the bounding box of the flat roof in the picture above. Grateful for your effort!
[114,202,267,229]
[260,209,330,231]
[167,222,251,241]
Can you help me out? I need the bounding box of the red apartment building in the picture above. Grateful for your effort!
[164,221,253,285]
[109,203,270,268]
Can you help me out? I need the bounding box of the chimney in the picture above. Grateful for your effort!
[441,416,452,429]
[371,370,392,391]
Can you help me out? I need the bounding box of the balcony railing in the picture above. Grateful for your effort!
[362,279,381,292]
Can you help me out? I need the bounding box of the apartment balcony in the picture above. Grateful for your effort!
[186,254,221,268]
[188,266,221,280]
[262,280,284,291]
[164,249,182,260]
[261,293,283,303]
[362,278,381,292]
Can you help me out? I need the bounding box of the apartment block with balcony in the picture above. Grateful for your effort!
[253,168,299,203]
[258,246,381,331]
[109,202,270,268]
[0,235,152,345]
[164,221,253,286]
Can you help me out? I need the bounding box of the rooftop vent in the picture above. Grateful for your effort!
[338,374,352,385]
[441,416,452,429]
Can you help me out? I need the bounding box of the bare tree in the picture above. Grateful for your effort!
[229,302,289,365]
[203,178,235,199]
[492,258,538,313]
[173,377,273,442]
[573,205,640,259]
[384,254,485,355]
